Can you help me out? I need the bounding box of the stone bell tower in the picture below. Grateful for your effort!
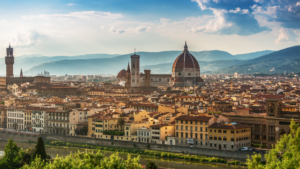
[131,50,140,87]
[5,44,14,77]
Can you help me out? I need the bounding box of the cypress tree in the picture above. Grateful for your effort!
[31,137,47,161]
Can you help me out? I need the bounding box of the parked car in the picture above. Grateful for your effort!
[241,147,248,151]
[248,147,254,151]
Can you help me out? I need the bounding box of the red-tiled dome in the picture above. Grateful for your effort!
[196,77,204,82]
[117,69,126,79]
[172,42,200,70]
[174,77,184,83]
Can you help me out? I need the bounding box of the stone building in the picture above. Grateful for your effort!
[119,42,204,88]
[48,110,71,135]
[0,45,51,92]
[7,108,25,131]
[172,42,204,87]
[225,99,300,148]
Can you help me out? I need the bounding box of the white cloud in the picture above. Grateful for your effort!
[109,26,125,34]
[11,29,40,48]
[242,9,249,14]
[229,7,241,13]
[297,2,300,6]
[67,3,75,6]
[275,28,300,44]
[21,11,123,21]
[252,5,280,16]
[254,0,263,3]
[190,9,232,33]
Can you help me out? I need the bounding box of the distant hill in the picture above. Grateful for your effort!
[234,50,274,60]
[0,49,274,76]
[218,46,300,74]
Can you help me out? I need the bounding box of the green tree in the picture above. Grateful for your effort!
[23,151,143,169]
[75,126,88,135]
[31,137,47,162]
[118,117,125,131]
[247,119,300,169]
[0,100,4,104]
[0,138,25,169]
[146,161,158,169]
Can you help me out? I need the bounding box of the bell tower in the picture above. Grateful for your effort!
[5,44,14,77]
[131,50,140,87]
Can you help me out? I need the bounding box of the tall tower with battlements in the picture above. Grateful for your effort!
[5,44,14,77]
[130,52,140,87]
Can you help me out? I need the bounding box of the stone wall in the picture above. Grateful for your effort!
[0,130,255,160]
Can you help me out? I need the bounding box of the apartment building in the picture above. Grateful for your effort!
[175,115,211,147]
[48,110,71,135]
[7,108,25,130]
[208,122,251,151]
[150,124,174,144]
[31,108,51,133]
[0,107,7,128]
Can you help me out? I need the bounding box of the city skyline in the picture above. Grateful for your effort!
[0,0,299,57]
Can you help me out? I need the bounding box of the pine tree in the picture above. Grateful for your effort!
[31,137,47,161]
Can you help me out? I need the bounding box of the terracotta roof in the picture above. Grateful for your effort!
[208,123,251,129]
[117,69,126,79]
[172,43,200,70]
[175,115,211,121]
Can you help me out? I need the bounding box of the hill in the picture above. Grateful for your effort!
[218,46,300,74]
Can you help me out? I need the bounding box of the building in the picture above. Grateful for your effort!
[48,110,71,135]
[24,110,31,131]
[150,124,175,144]
[0,45,51,92]
[31,108,51,134]
[116,69,126,82]
[125,63,131,88]
[119,42,204,88]
[172,42,204,87]
[137,127,151,143]
[208,122,251,151]
[234,72,240,78]
[131,53,140,87]
[69,108,88,136]
[175,115,211,147]
[225,99,300,148]
[7,108,25,130]
[0,107,7,128]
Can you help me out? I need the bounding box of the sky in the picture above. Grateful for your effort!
[0,0,300,57]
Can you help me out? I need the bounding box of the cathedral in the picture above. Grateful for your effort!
[0,45,50,92]
[117,42,204,88]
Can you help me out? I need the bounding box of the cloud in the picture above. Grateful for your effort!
[275,28,300,44]
[11,29,41,48]
[191,0,269,36]
[67,3,75,6]
[109,26,125,34]
[21,11,123,21]
[252,0,300,29]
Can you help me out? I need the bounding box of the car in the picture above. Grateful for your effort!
[248,147,254,151]
[241,147,248,151]
[190,145,194,147]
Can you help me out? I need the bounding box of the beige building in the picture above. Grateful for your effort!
[48,110,71,135]
[150,124,175,144]
[7,108,25,130]
[175,115,211,147]
[0,107,7,128]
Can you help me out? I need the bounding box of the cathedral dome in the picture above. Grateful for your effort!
[172,42,200,71]
[117,69,126,79]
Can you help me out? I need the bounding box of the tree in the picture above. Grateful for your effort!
[247,119,300,168]
[75,126,88,135]
[146,161,158,169]
[31,137,47,162]
[23,151,143,169]
[118,117,125,131]
[0,139,25,169]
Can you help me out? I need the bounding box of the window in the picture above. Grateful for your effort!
[224,144,227,149]
[181,126,183,130]
[176,126,178,130]
[231,131,234,134]
[195,127,198,131]
[231,137,234,141]
[223,130,227,133]
[190,126,193,131]
[223,137,227,141]
[185,126,188,131]
[190,121,193,124]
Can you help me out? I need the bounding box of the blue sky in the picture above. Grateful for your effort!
[0,0,299,56]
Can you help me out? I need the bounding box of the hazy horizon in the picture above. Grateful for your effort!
[0,0,299,57]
